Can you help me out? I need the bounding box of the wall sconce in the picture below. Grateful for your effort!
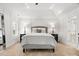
[49,23,55,34]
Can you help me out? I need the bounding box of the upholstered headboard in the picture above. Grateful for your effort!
[31,26,48,33]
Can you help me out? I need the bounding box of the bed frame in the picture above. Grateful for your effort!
[31,26,48,33]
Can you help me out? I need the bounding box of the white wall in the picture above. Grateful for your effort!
[56,9,78,48]
[18,17,59,34]
[1,8,19,48]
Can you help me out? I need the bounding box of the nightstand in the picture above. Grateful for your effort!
[20,34,26,42]
[51,34,58,42]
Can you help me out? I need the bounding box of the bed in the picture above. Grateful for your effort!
[21,26,57,53]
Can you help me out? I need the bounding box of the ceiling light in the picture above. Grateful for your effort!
[57,10,62,14]
[49,4,55,10]
[26,6,30,9]
[72,16,77,19]
[49,6,53,10]
[25,3,30,9]
[49,23,55,27]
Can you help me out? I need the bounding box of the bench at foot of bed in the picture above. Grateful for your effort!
[53,49,55,52]
[23,48,25,53]
[23,48,55,53]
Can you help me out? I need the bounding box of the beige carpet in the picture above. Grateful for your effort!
[0,43,79,56]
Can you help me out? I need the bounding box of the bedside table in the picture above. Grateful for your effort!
[51,34,58,42]
[20,34,26,42]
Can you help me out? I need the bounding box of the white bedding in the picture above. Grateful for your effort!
[26,33,52,36]
[21,33,57,49]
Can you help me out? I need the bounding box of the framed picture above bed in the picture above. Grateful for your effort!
[31,26,48,33]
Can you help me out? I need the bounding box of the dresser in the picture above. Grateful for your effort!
[51,34,58,42]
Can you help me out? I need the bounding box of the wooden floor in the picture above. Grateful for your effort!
[0,43,79,56]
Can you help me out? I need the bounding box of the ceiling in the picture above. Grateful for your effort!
[0,3,79,19]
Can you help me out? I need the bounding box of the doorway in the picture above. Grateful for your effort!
[0,13,6,49]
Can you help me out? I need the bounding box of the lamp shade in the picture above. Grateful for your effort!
[49,23,55,27]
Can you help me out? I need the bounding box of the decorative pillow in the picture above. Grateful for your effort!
[36,29,42,33]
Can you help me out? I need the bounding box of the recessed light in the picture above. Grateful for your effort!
[57,10,62,14]
[49,4,54,10]
[72,16,77,19]
[25,3,30,9]
[26,6,30,9]
[49,6,53,10]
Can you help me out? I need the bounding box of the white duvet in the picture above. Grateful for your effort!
[21,33,57,49]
